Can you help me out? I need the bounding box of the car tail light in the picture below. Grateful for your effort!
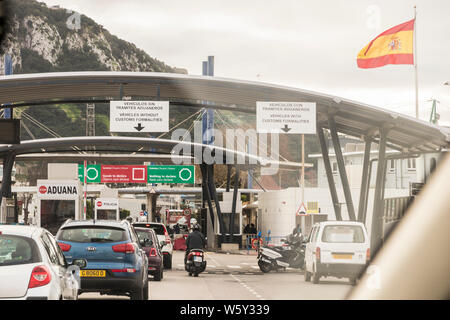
[164,231,171,244]
[149,248,157,257]
[28,266,52,289]
[111,268,136,273]
[366,248,370,262]
[112,243,135,254]
[57,242,71,252]
[315,247,321,261]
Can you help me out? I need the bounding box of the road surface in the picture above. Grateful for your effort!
[79,250,351,300]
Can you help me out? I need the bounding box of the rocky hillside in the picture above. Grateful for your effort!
[0,0,186,74]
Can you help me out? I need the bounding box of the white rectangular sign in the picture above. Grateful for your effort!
[110,101,169,133]
[256,102,316,134]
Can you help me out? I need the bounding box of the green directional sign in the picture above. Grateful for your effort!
[147,165,195,184]
[78,164,101,183]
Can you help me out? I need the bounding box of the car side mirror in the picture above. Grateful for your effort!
[160,240,166,247]
[71,258,87,269]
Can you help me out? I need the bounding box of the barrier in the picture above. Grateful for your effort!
[245,234,289,254]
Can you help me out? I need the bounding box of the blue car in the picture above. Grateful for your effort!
[55,220,149,300]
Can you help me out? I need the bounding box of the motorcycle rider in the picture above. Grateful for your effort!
[184,224,206,264]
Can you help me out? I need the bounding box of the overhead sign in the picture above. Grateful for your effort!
[256,102,316,134]
[78,165,195,184]
[147,165,195,184]
[101,165,147,183]
[109,101,169,133]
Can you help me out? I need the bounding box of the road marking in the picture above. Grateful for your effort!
[228,265,241,269]
[230,273,264,301]
[251,266,259,269]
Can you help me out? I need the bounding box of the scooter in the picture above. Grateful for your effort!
[257,234,305,273]
[185,249,207,277]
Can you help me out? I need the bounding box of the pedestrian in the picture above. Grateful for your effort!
[250,223,257,234]
[184,224,206,264]
[243,223,250,234]
[174,223,180,234]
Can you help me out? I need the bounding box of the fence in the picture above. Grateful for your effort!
[384,196,414,223]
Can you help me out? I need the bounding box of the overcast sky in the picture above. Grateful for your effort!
[40,0,450,125]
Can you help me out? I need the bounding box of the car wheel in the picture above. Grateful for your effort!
[164,254,172,269]
[189,272,192,276]
[258,260,272,273]
[154,268,162,281]
[304,271,311,282]
[312,265,320,284]
[130,287,144,300]
[194,272,199,277]
[143,280,149,300]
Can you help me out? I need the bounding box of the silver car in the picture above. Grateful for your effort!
[0,225,80,300]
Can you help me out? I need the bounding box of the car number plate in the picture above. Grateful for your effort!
[193,256,202,262]
[79,270,106,277]
[333,254,353,260]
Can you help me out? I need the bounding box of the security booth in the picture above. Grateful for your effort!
[36,179,82,235]
[94,198,119,220]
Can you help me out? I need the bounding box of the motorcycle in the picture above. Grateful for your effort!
[257,234,305,273]
[185,249,207,277]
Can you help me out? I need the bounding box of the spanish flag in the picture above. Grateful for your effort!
[357,19,415,69]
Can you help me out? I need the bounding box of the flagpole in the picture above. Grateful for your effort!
[414,6,419,119]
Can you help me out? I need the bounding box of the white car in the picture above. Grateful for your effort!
[304,221,370,285]
[133,222,173,269]
[0,225,80,300]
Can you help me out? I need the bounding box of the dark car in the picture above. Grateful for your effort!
[133,223,173,269]
[134,227,164,281]
[55,220,149,300]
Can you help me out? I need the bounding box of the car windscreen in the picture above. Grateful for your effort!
[0,235,41,266]
[133,223,166,236]
[135,229,152,242]
[57,226,127,243]
[321,225,365,243]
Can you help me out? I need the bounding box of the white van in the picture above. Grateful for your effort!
[304,221,370,285]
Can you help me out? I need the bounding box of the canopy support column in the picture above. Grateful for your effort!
[317,124,342,220]
[229,165,240,242]
[200,164,215,230]
[328,114,356,221]
[371,127,389,255]
[358,136,373,223]
[206,164,226,242]
[0,152,15,207]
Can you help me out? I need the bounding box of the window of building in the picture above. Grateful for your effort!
[407,158,416,171]
[388,160,396,173]
[332,161,338,174]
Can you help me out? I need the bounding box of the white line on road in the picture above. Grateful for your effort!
[230,273,265,301]
[227,265,242,269]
